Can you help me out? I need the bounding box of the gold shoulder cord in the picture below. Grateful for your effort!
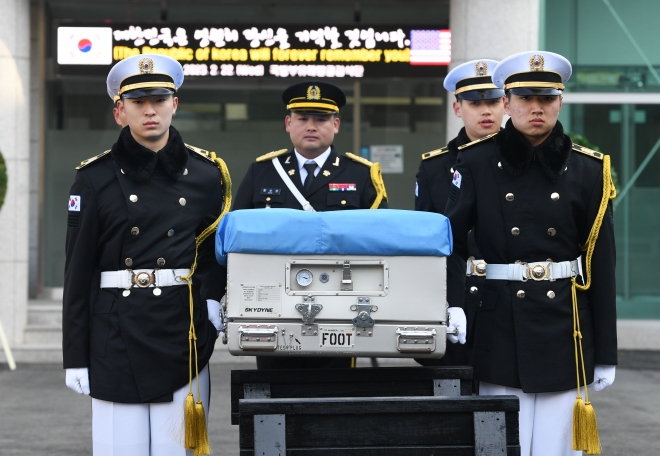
[344,152,388,209]
[181,152,232,456]
[369,162,388,209]
[571,155,616,455]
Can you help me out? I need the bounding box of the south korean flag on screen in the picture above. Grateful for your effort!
[57,27,113,65]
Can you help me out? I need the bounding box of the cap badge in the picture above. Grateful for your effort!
[474,61,488,76]
[306,85,321,100]
[529,55,545,72]
[139,57,154,74]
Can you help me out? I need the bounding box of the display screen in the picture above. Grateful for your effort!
[57,24,451,78]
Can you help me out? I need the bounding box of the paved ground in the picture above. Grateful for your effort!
[1,352,659,455]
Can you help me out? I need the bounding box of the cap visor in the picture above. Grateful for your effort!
[289,108,338,115]
[122,88,175,99]
[508,87,563,96]
[458,89,505,101]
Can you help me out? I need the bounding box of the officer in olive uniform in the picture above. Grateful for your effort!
[445,51,617,455]
[63,54,228,455]
[234,81,388,370]
[415,59,505,368]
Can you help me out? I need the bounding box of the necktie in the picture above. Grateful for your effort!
[303,162,317,193]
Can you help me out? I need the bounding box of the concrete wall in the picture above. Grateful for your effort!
[447,0,540,139]
[0,0,30,344]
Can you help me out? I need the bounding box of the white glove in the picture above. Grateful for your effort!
[207,299,223,332]
[446,307,467,344]
[65,367,90,395]
[591,364,616,392]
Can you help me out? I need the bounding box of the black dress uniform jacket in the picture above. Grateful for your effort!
[415,128,477,366]
[63,126,226,403]
[233,146,387,211]
[234,146,387,369]
[445,120,617,393]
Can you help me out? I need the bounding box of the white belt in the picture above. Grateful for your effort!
[100,269,191,289]
[466,257,487,276]
[485,257,583,282]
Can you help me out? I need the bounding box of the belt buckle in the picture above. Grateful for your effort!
[468,257,487,277]
[131,270,156,288]
[526,263,551,281]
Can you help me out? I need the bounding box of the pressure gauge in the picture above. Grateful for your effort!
[296,269,313,287]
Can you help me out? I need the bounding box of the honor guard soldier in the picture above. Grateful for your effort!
[415,59,505,368]
[445,51,617,455]
[63,54,230,456]
[234,81,388,370]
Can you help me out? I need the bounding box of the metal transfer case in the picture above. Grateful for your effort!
[216,209,453,359]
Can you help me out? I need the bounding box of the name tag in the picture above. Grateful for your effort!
[329,183,357,192]
[260,188,282,195]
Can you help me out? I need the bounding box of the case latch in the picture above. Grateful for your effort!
[295,295,323,325]
[341,260,353,291]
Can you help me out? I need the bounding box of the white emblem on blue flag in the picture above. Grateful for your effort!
[68,195,81,211]
[452,170,462,188]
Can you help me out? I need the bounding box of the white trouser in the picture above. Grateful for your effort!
[480,382,584,456]
[92,365,210,456]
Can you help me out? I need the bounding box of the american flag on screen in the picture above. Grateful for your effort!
[410,29,451,66]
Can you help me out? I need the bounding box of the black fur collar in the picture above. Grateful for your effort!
[111,126,188,182]
[495,119,572,182]
[447,127,471,159]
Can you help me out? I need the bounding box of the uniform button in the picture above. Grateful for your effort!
[125,258,133,267]
[547,290,556,299]
[167,229,175,237]
[505,193,514,201]
[341,200,347,205]
[131,227,139,235]
[498,162,503,169]
[517,290,525,299]
[179,198,186,206]
[183,168,188,176]
[511,227,520,236]
[153,288,162,296]
[121,169,125,174]
[157,258,166,267]
[122,290,131,297]
[450,167,454,173]
[551,192,559,201]
[470,286,479,294]
[130,194,138,202]
[547,228,556,236]
[266,197,271,202]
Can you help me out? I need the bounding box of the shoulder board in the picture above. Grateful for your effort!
[572,143,603,160]
[75,150,111,170]
[457,132,499,151]
[345,152,373,167]
[256,148,289,162]
[422,146,449,160]
[185,143,215,163]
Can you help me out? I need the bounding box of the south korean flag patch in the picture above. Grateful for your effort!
[452,170,462,188]
[68,195,81,212]
[449,170,461,203]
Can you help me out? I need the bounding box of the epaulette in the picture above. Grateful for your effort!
[422,146,449,160]
[572,143,603,160]
[457,132,499,151]
[75,150,111,170]
[185,143,215,163]
[345,152,373,167]
[256,149,288,162]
